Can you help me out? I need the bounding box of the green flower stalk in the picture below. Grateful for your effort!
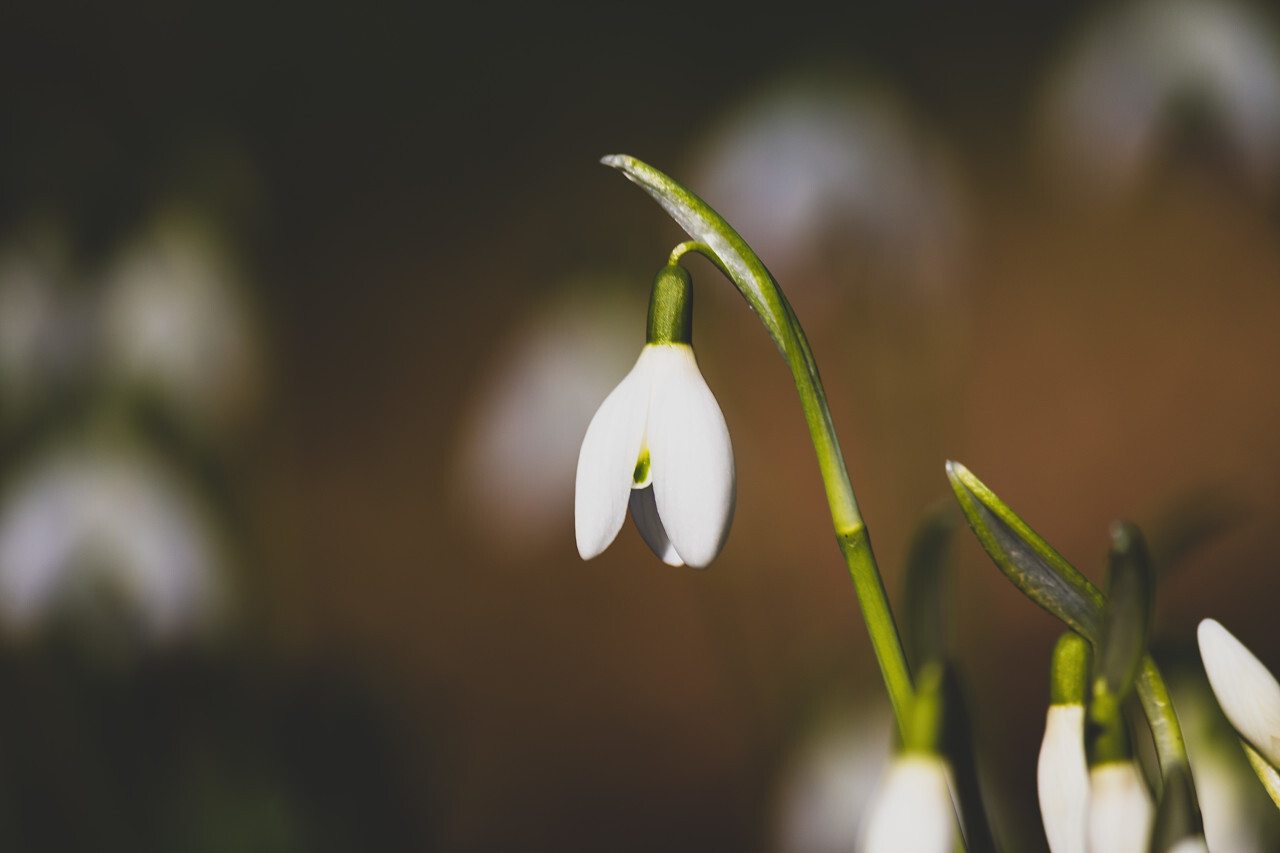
[597,154,914,732]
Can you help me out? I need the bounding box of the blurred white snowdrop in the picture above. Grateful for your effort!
[455,279,644,557]
[1175,666,1280,853]
[1040,0,1280,201]
[690,74,967,302]
[1087,761,1154,853]
[861,752,956,853]
[0,227,86,421]
[772,704,893,853]
[100,208,264,435]
[0,443,227,645]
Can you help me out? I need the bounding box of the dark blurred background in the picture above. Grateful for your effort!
[2,1,1280,850]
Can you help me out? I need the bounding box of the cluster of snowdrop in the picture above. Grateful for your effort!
[0,208,260,649]
[576,155,1280,852]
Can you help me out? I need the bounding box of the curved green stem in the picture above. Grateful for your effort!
[1135,657,1192,790]
[611,156,915,733]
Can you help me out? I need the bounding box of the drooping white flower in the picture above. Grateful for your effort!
[1198,618,1280,769]
[574,342,735,569]
[1087,761,1154,853]
[0,443,228,643]
[772,701,894,853]
[455,279,641,557]
[1040,0,1280,201]
[861,752,955,853]
[100,209,263,435]
[1038,703,1090,853]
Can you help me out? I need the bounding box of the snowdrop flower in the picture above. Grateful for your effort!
[1038,632,1091,853]
[1040,0,1280,200]
[861,752,955,853]
[0,226,85,422]
[100,208,263,435]
[456,278,642,557]
[0,443,227,644]
[772,701,893,853]
[574,264,735,569]
[1198,618,1280,769]
[1087,761,1154,853]
[1174,669,1280,853]
[691,73,967,301]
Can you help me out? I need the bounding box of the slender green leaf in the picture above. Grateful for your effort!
[1243,739,1280,812]
[902,505,956,671]
[1148,762,1204,852]
[601,154,788,349]
[1094,522,1153,716]
[946,461,1105,641]
[939,668,996,853]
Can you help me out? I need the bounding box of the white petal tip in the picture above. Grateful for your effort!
[1198,618,1280,768]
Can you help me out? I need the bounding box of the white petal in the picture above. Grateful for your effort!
[1165,837,1208,853]
[645,345,735,569]
[1087,762,1153,853]
[574,351,652,560]
[1038,704,1089,853]
[862,753,955,853]
[1198,618,1280,769]
[629,486,682,566]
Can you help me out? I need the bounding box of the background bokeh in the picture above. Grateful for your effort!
[4,1,1280,850]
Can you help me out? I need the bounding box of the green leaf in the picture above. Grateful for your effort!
[901,505,957,671]
[1148,762,1204,852]
[939,667,997,853]
[1243,739,1280,812]
[601,154,789,350]
[945,461,1106,641]
[1093,522,1154,715]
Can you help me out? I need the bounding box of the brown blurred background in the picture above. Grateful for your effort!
[3,1,1280,850]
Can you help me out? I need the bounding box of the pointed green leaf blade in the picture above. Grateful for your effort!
[1095,521,1154,708]
[946,461,1106,641]
[901,505,956,671]
[1242,739,1280,812]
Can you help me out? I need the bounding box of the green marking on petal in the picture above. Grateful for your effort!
[633,448,651,487]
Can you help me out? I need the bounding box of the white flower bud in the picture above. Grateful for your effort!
[1198,618,1280,769]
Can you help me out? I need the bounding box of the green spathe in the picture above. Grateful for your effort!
[646,264,693,345]
[1050,632,1092,708]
